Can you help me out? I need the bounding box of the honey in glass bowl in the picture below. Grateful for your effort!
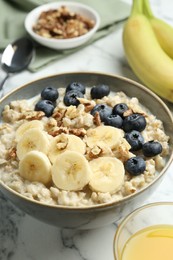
[114,203,173,260]
[121,224,173,260]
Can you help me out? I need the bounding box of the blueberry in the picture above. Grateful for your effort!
[91,84,110,99]
[104,114,123,128]
[125,130,144,151]
[63,90,84,106]
[90,104,112,122]
[66,82,85,94]
[123,113,146,132]
[35,100,55,117]
[41,87,59,102]
[112,103,129,117]
[124,157,146,176]
[142,140,162,157]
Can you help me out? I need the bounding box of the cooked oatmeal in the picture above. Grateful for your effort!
[0,85,170,207]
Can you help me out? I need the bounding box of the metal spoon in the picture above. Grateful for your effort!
[0,37,34,96]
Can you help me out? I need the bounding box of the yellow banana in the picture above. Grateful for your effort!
[123,0,173,102]
[143,0,173,59]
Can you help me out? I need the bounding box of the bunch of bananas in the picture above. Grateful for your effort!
[123,0,173,102]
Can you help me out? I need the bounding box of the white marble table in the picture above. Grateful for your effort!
[1,1,173,259]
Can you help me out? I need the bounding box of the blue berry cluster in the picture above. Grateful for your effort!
[35,86,59,117]
[64,82,85,106]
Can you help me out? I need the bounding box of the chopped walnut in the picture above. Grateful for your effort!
[44,118,58,132]
[52,109,66,126]
[114,138,133,162]
[20,111,45,120]
[69,128,86,137]
[48,126,69,137]
[48,126,86,138]
[33,6,95,40]
[6,147,17,160]
[88,145,103,159]
[78,98,96,112]
[93,112,101,126]
[54,133,69,150]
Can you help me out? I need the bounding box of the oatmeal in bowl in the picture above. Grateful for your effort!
[0,72,172,229]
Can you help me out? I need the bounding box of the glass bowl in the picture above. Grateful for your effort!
[114,202,173,259]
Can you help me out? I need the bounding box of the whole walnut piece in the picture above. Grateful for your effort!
[33,6,95,39]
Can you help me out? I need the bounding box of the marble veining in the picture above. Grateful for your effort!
[0,192,24,260]
[1,0,173,259]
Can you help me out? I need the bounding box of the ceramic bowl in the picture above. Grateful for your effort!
[0,72,173,230]
[24,2,100,50]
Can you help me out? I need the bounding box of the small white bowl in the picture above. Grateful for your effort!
[25,2,100,50]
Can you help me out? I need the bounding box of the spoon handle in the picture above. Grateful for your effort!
[0,74,9,97]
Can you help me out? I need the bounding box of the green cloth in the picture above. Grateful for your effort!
[0,0,130,71]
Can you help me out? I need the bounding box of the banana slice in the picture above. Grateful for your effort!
[89,157,124,193]
[16,120,44,141]
[52,151,92,191]
[48,133,86,163]
[86,125,123,149]
[16,128,50,160]
[19,150,51,185]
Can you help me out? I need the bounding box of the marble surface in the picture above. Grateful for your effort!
[1,0,173,259]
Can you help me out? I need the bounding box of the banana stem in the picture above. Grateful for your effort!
[143,0,154,19]
[131,0,143,16]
